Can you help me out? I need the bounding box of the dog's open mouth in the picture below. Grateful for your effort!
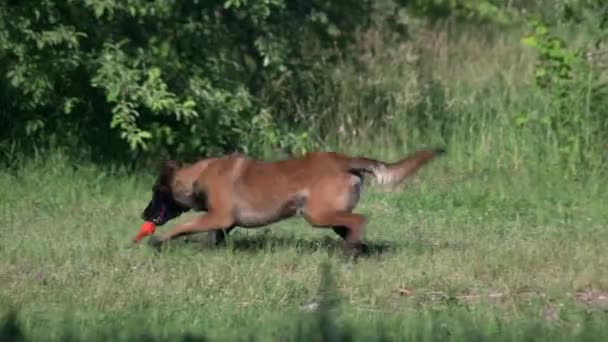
[151,206,165,224]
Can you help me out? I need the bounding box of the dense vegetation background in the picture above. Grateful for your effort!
[1,0,606,171]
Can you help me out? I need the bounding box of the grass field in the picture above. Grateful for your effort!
[1,150,607,341]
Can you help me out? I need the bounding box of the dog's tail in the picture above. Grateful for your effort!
[344,147,446,185]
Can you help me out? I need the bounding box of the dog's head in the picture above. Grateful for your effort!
[141,160,190,226]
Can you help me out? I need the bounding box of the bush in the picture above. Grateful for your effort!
[1,0,606,173]
[0,0,377,161]
[519,3,608,173]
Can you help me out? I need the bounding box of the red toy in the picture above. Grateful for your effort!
[133,221,156,243]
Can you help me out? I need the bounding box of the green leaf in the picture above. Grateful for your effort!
[521,35,539,48]
[514,115,529,126]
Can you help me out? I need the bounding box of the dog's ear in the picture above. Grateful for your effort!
[160,160,180,173]
[158,160,180,185]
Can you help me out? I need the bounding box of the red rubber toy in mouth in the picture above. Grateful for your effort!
[133,221,156,243]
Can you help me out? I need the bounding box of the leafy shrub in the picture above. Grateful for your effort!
[520,5,608,172]
[403,0,519,25]
[0,0,376,161]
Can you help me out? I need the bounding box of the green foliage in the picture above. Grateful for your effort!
[520,6,608,172]
[0,0,377,160]
[2,0,607,174]
[404,0,519,25]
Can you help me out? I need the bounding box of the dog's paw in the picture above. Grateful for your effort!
[357,242,370,255]
[344,241,370,261]
[207,230,229,246]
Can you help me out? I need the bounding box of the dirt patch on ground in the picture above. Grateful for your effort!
[394,287,608,311]
[574,289,608,309]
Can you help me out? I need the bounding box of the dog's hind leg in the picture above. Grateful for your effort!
[330,173,364,241]
[183,227,236,247]
[303,211,369,256]
[302,173,370,255]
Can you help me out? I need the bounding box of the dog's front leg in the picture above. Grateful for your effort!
[182,228,236,246]
[148,212,234,250]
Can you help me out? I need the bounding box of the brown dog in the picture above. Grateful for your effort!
[141,148,445,255]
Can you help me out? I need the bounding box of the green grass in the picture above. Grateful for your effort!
[1,150,607,341]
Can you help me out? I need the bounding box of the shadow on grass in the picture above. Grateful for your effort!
[225,234,394,257]
[174,230,472,259]
[178,232,394,258]
[140,230,469,258]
